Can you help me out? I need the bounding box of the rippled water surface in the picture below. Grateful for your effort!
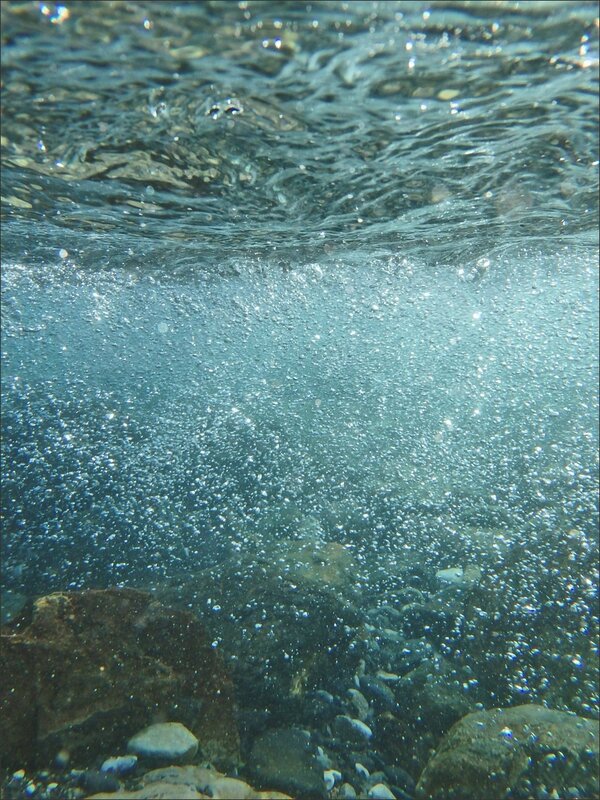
[1,0,599,753]
[2,0,598,267]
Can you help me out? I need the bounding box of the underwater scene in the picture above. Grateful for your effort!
[1,2,598,799]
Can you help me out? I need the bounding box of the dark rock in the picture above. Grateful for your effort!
[78,769,120,794]
[157,545,364,714]
[394,658,478,735]
[396,588,427,606]
[366,604,404,624]
[397,603,454,642]
[346,688,371,722]
[415,704,599,800]
[248,727,326,799]
[384,765,416,794]
[333,715,374,746]
[237,708,272,743]
[359,676,398,712]
[390,787,415,800]
[305,690,345,726]
[0,589,239,769]
[374,713,435,777]
[391,639,436,676]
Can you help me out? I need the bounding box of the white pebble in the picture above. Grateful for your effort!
[368,784,397,799]
[436,566,464,584]
[324,769,343,790]
[355,762,370,779]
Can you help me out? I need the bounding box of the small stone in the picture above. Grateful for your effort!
[101,755,138,776]
[334,715,373,745]
[435,567,464,584]
[368,784,396,799]
[11,770,26,782]
[359,676,397,711]
[78,770,120,794]
[127,722,199,763]
[339,784,358,799]
[55,749,70,768]
[208,776,254,799]
[324,769,342,790]
[314,690,335,704]
[437,89,460,101]
[46,783,59,792]
[355,763,370,779]
[462,564,482,584]
[248,727,325,798]
[316,746,332,769]
[375,671,402,682]
[383,766,415,794]
[347,688,370,721]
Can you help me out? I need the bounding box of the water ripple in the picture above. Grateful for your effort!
[1,0,598,273]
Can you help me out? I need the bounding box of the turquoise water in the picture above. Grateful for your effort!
[1,0,599,753]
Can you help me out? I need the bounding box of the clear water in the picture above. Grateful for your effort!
[1,1,599,723]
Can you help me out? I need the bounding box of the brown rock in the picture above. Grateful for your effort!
[86,766,293,800]
[87,783,208,799]
[156,546,363,713]
[416,704,599,800]
[0,589,239,768]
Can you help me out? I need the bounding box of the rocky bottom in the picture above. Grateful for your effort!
[1,533,598,800]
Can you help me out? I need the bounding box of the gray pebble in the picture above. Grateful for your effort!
[347,688,370,721]
[334,715,373,745]
[101,755,138,776]
[78,770,120,794]
[127,722,198,763]
[368,783,396,799]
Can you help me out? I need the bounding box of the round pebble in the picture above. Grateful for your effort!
[324,769,342,791]
[368,784,396,800]
[127,722,199,763]
[101,755,138,776]
[78,770,121,794]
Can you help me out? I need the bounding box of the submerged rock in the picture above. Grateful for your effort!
[248,727,326,798]
[0,589,239,769]
[127,722,198,763]
[333,715,374,745]
[157,546,364,712]
[86,765,293,799]
[394,657,479,735]
[415,704,599,799]
[79,770,121,794]
[367,784,396,799]
[87,782,207,799]
[100,755,138,776]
